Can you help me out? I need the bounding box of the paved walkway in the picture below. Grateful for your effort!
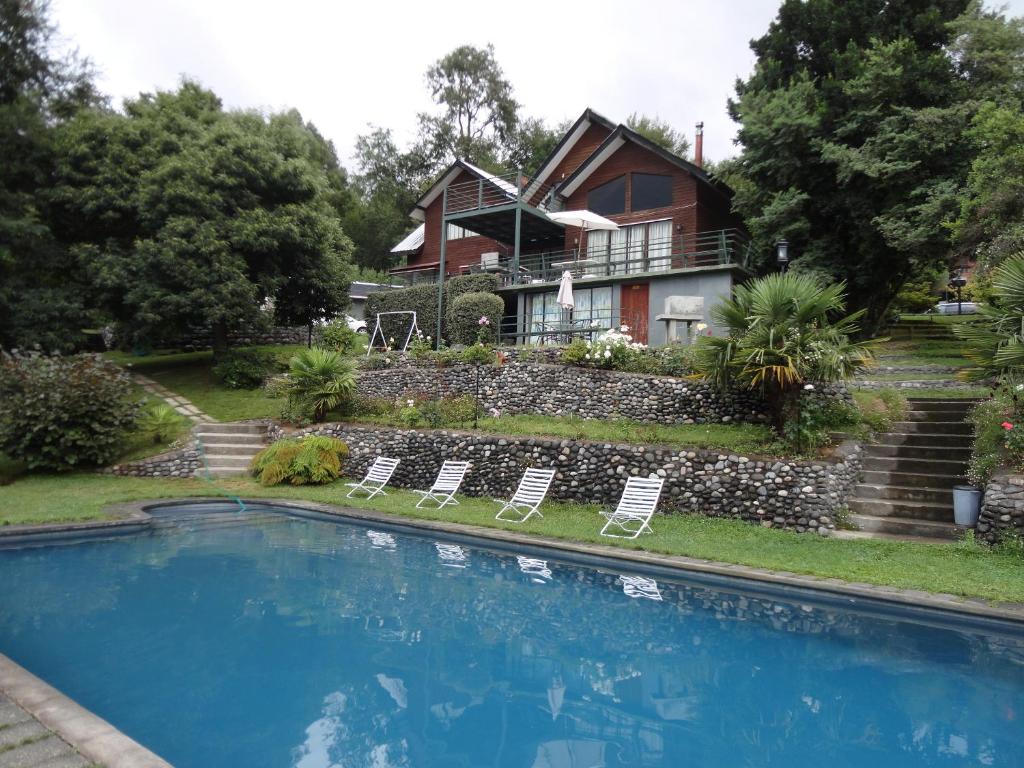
[0,694,92,768]
[132,374,213,424]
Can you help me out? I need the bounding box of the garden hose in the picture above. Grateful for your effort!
[194,435,248,513]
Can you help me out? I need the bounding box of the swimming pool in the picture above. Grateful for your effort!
[0,502,1021,767]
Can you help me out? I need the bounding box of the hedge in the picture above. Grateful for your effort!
[446,292,505,345]
[365,274,500,347]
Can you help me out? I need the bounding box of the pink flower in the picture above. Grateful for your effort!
[478,316,490,326]
[1002,422,1014,430]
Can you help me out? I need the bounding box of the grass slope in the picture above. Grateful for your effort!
[2,472,1022,603]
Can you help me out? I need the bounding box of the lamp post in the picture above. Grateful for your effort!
[776,240,790,273]
[949,270,968,315]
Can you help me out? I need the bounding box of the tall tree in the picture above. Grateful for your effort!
[416,44,519,172]
[729,0,988,332]
[51,81,352,354]
[0,0,101,351]
[625,113,691,158]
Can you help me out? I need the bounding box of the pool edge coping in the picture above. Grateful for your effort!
[98,498,1024,624]
[0,653,173,768]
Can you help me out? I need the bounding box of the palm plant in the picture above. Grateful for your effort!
[691,272,875,431]
[284,348,356,422]
[955,252,1024,380]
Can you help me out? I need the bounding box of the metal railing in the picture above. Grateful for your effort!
[467,229,753,287]
[496,308,648,346]
[386,266,441,287]
[444,171,559,215]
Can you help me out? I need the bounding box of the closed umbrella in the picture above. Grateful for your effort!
[557,270,575,310]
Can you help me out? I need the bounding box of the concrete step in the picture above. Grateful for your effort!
[890,420,972,435]
[905,409,969,421]
[847,513,960,540]
[195,422,267,435]
[853,483,954,504]
[861,456,968,475]
[906,398,982,410]
[196,432,266,446]
[859,470,964,489]
[203,454,254,469]
[200,442,265,456]
[848,497,953,522]
[880,432,973,448]
[864,443,972,461]
[200,466,251,477]
[832,529,957,545]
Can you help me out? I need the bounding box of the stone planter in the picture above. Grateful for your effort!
[976,472,1024,543]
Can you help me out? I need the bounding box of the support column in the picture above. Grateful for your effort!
[437,189,448,346]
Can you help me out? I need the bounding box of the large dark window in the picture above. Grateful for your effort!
[631,173,672,211]
[586,175,626,216]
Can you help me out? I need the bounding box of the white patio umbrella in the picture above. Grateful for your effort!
[557,270,575,310]
[546,209,619,260]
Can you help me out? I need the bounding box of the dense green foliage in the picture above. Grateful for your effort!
[625,113,691,158]
[0,351,139,469]
[135,402,187,445]
[250,435,349,486]
[280,348,356,422]
[730,0,1024,332]
[692,273,874,430]
[318,318,361,355]
[955,252,1024,378]
[364,274,500,347]
[445,292,504,345]
[211,348,276,389]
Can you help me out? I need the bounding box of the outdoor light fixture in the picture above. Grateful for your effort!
[949,269,968,315]
[776,239,790,272]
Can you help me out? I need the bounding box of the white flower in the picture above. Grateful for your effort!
[804,384,815,391]
[406,399,415,407]
[389,337,395,343]
[584,353,591,359]
[696,322,708,331]
[620,324,630,332]
[604,349,612,359]
[1016,384,1023,391]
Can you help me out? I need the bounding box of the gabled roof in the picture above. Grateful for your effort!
[556,124,734,201]
[408,159,513,222]
[522,108,617,201]
[391,223,425,253]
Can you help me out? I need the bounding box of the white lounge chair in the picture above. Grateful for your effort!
[598,476,665,539]
[346,456,400,500]
[413,460,471,509]
[495,468,557,523]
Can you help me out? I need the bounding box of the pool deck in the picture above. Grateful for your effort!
[1,496,1022,768]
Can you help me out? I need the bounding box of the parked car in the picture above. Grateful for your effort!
[934,301,978,315]
[346,315,368,334]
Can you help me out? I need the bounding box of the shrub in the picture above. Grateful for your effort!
[421,394,477,427]
[364,274,500,347]
[783,396,860,453]
[212,348,275,389]
[0,351,140,470]
[136,403,187,444]
[318,319,360,355]
[282,348,356,422]
[445,292,505,345]
[250,436,349,486]
[462,342,497,366]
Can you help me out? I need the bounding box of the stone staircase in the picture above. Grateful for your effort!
[842,398,978,542]
[194,422,268,477]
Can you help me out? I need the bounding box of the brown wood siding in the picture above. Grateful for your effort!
[529,123,613,206]
[563,142,701,256]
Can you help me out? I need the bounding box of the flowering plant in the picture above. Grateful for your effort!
[579,328,648,370]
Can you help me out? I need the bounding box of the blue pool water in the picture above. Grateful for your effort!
[0,504,1022,767]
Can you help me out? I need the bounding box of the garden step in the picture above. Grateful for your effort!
[201,454,254,469]
[199,442,264,456]
[847,513,960,540]
[861,456,968,475]
[199,466,251,477]
[889,420,972,435]
[858,470,963,489]
[847,497,953,522]
[904,409,969,421]
[880,432,973,448]
[194,432,266,445]
[864,443,972,461]
[905,399,982,410]
[195,422,267,435]
[831,529,957,545]
[853,483,954,504]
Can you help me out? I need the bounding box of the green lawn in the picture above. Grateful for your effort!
[144,365,284,421]
[2,472,1022,603]
[876,356,971,368]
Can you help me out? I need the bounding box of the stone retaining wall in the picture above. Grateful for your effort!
[103,444,202,477]
[358,361,767,425]
[175,324,307,351]
[280,423,862,535]
[978,472,1024,543]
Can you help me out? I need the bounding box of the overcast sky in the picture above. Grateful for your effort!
[51,0,1024,172]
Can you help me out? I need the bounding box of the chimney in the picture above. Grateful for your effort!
[694,121,704,168]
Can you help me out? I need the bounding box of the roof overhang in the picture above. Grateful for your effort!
[523,108,617,201]
[447,205,565,249]
[390,223,425,253]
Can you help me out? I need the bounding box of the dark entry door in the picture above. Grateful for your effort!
[620,283,649,344]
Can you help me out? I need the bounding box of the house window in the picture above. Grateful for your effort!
[527,287,613,344]
[586,220,673,275]
[631,173,672,211]
[586,176,626,216]
[446,224,478,240]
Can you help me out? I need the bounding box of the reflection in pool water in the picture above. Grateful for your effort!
[0,503,1022,767]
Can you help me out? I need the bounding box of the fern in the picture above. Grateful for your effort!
[250,436,349,486]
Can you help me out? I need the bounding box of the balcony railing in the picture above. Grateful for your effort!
[467,229,753,287]
[385,266,440,288]
[444,171,559,215]
[496,307,648,346]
